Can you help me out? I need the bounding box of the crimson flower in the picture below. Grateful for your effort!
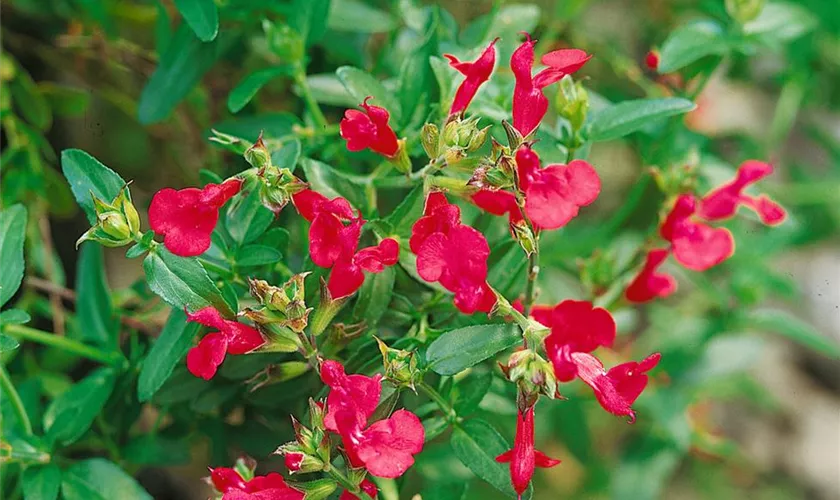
[511,34,591,136]
[340,97,400,157]
[698,160,786,226]
[645,50,659,71]
[321,360,424,478]
[541,300,616,382]
[340,479,378,500]
[495,406,560,498]
[625,248,678,303]
[411,192,496,314]
[445,39,498,116]
[149,178,242,257]
[571,352,661,422]
[661,194,734,271]
[470,189,523,225]
[186,307,265,380]
[210,467,303,500]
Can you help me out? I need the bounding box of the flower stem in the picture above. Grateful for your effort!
[522,250,540,317]
[324,465,374,500]
[418,380,457,422]
[0,364,32,435]
[3,324,125,367]
[295,66,329,130]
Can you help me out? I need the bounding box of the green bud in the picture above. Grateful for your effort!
[579,250,615,298]
[555,75,589,132]
[309,278,350,336]
[247,275,312,333]
[421,123,440,159]
[442,120,459,146]
[258,163,309,214]
[467,126,490,153]
[503,350,558,402]
[244,133,272,170]
[502,120,524,148]
[77,186,141,248]
[375,337,420,389]
[275,442,325,474]
[725,0,765,24]
[293,479,337,500]
[99,212,131,240]
[388,139,412,175]
[510,221,537,257]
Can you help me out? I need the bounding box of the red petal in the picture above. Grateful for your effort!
[187,332,228,380]
[327,258,365,299]
[341,109,378,152]
[309,214,349,268]
[291,189,328,222]
[515,145,541,190]
[416,232,449,282]
[625,249,678,303]
[447,39,497,115]
[211,467,248,493]
[224,322,265,355]
[186,307,228,330]
[201,179,243,208]
[534,450,561,468]
[671,223,734,271]
[509,407,535,495]
[355,409,424,478]
[321,360,383,432]
[545,301,616,381]
[540,49,592,74]
[149,187,217,257]
[571,352,635,419]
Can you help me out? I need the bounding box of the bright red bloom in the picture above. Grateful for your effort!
[329,238,399,299]
[340,97,400,157]
[411,192,496,314]
[186,307,265,380]
[698,160,786,226]
[321,360,424,478]
[511,34,591,136]
[340,479,378,500]
[495,407,561,498]
[625,249,678,303]
[149,178,242,257]
[645,50,659,71]
[571,352,661,422]
[542,300,616,382]
[470,189,523,225]
[661,194,734,271]
[210,467,304,500]
[445,39,498,116]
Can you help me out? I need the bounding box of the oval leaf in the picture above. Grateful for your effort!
[44,368,116,446]
[426,324,521,375]
[174,0,218,42]
[75,243,118,347]
[228,66,290,113]
[23,464,62,500]
[60,150,126,225]
[301,157,376,215]
[336,66,401,124]
[143,247,234,317]
[0,204,27,307]
[451,419,526,499]
[657,21,729,74]
[138,309,201,402]
[352,266,395,326]
[589,98,696,142]
[62,459,152,500]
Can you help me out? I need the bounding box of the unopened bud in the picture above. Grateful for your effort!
[375,337,420,389]
[76,186,141,248]
[275,444,324,474]
[502,120,524,147]
[442,120,459,146]
[555,75,589,132]
[244,133,272,170]
[233,456,257,482]
[510,221,537,256]
[295,479,337,500]
[389,139,411,174]
[505,349,557,402]
[421,123,439,159]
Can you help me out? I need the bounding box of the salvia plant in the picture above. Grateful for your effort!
[2,1,839,500]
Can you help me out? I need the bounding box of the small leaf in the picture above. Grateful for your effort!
[228,66,290,113]
[745,309,840,359]
[451,419,524,499]
[336,66,401,125]
[211,112,300,141]
[0,204,27,307]
[0,309,30,325]
[225,189,274,246]
[301,74,356,107]
[657,21,730,73]
[123,435,191,466]
[328,0,396,33]
[22,464,62,500]
[421,482,468,500]
[138,309,201,402]
[272,139,301,171]
[353,266,395,326]
[398,13,438,129]
[743,2,817,42]
[61,150,126,225]
[39,83,91,118]
[453,369,492,416]
[300,157,376,215]
[0,334,20,353]
[290,0,331,46]
[426,324,522,375]
[75,243,118,347]
[9,63,51,130]
[487,240,528,298]
[589,98,696,142]
[44,368,116,446]
[143,247,234,317]
[235,245,283,267]
[383,185,425,239]
[174,0,218,42]
[422,416,449,441]
[61,458,152,500]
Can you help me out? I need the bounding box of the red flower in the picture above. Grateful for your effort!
[445,39,498,116]
[411,193,496,314]
[340,97,400,157]
[495,407,561,498]
[185,307,265,380]
[571,352,661,422]
[328,238,400,299]
[698,160,786,226]
[149,179,242,257]
[645,50,659,71]
[542,300,616,382]
[210,467,304,500]
[625,249,678,303]
[511,34,591,136]
[661,194,734,271]
[321,361,424,478]
[340,479,378,500]
[470,189,523,225]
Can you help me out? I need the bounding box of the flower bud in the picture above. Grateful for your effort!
[725,0,765,24]
[388,139,412,174]
[244,134,272,170]
[246,275,312,333]
[555,75,589,132]
[310,278,351,336]
[421,123,440,159]
[275,443,324,474]
[294,479,338,500]
[76,186,141,248]
[375,337,420,390]
[502,120,524,149]
[510,221,537,256]
[504,350,558,403]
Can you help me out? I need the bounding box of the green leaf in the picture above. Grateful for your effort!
[0,334,20,353]
[302,74,356,107]
[0,309,30,325]
[9,64,51,130]
[328,0,396,33]
[143,247,234,317]
[398,13,438,129]
[452,369,492,416]
[139,25,229,124]
[301,157,376,215]
[745,309,840,359]
[291,0,331,46]
[336,66,401,125]
[123,435,191,466]
[211,112,300,141]
[60,149,126,225]
[743,2,817,42]
[657,21,730,74]
[138,309,201,402]
[421,482,468,500]
[39,83,91,118]
[44,368,116,446]
[228,66,290,113]
[0,204,27,307]
[353,266,395,326]
[22,463,62,500]
[383,186,425,239]
[589,98,696,142]
[61,458,152,500]
[75,243,118,347]
[174,0,218,42]
[272,139,301,171]
[225,189,274,246]
[487,240,527,298]
[451,419,524,498]
[611,438,681,500]
[426,324,521,375]
[235,245,283,267]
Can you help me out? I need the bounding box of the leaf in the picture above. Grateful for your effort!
[75,243,118,347]
[272,139,301,171]
[657,21,730,73]
[353,266,395,326]
[139,25,230,124]
[383,186,425,239]
[328,0,396,33]
[421,482,468,500]
[302,74,356,107]
[0,334,20,353]
[589,98,696,142]
[451,419,524,498]
[426,324,522,375]
[225,189,274,246]
[487,240,527,298]
[235,245,283,267]
[745,309,840,359]
[300,158,376,215]
[143,247,234,317]
[227,67,290,113]
[61,458,152,500]
[0,309,30,325]
[211,112,300,141]
[336,66,401,125]
[743,2,817,42]
[422,416,449,442]
[123,435,191,466]
[61,149,126,224]
[44,368,116,446]
[290,0,331,46]
[452,369,492,416]
[138,309,201,402]
[611,438,681,500]
[0,204,27,307]
[39,83,91,118]
[22,464,62,500]
[174,0,218,42]
[9,64,51,130]
[398,13,438,129]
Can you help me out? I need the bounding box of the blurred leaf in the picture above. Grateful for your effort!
[61,149,125,225]
[421,482,468,500]
[426,324,521,375]
[9,65,51,130]
[155,0,172,54]
[235,245,282,266]
[143,247,234,317]
[291,0,331,46]
[328,0,396,33]
[44,368,116,446]
[228,66,290,113]
[0,309,30,325]
[589,98,696,142]
[123,434,191,465]
[550,398,592,463]
[211,112,299,141]
[657,21,729,73]
[383,186,425,239]
[487,240,528,298]
[61,458,152,500]
[301,157,376,215]
[302,74,356,107]
[451,419,525,499]
[745,309,840,358]
[138,309,200,402]
[0,204,27,307]
[611,438,681,500]
[397,12,437,129]
[353,266,395,327]
[271,139,301,171]
[743,2,817,42]
[225,189,273,246]
[423,416,449,441]
[39,84,91,118]
[75,243,118,347]
[174,0,218,42]
[336,66,402,124]
[22,464,62,500]
[0,334,20,353]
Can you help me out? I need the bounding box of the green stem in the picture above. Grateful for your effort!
[0,365,32,435]
[522,250,540,317]
[418,380,457,422]
[3,324,124,367]
[295,66,329,130]
[324,465,374,500]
